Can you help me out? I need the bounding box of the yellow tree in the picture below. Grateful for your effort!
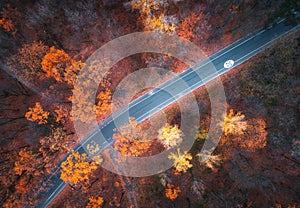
[25,102,49,124]
[195,127,208,140]
[165,184,180,200]
[168,148,192,173]
[113,117,152,157]
[220,109,247,137]
[219,109,267,152]
[197,151,222,171]
[86,140,103,165]
[60,151,97,185]
[128,0,176,33]
[86,196,104,208]
[143,14,176,33]
[129,0,160,16]
[86,140,100,155]
[157,124,183,149]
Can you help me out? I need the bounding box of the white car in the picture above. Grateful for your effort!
[148,90,154,95]
[224,60,235,69]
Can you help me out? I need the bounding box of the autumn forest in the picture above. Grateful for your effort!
[0,0,300,207]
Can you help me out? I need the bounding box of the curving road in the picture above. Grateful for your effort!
[33,13,300,207]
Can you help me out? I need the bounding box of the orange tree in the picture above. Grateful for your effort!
[39,127,69,172]
[13,156,41,205]
[10,147,43,207]
[177,13,201,40]
[14,147,44,176]
[60,151,97,185]
[0,4,20,36]
[25,102,49,125]
[12,41,49,73]
[0,16,16,35]
[70,62,112,124]
[64,59,85,85]
[239,118,267,152]
[113,117,152,157]
[41,46,84,83]
[70,87,112,124]
[54,105,69,124]
[41,46,71,81]
[94,90,112,117]
[143,14,176,33]
[7,41,49,82]
[165,184,180,200]
[86,196,104,208]
[219,109,267,152]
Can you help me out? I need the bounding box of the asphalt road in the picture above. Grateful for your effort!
[33,14,300,208]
